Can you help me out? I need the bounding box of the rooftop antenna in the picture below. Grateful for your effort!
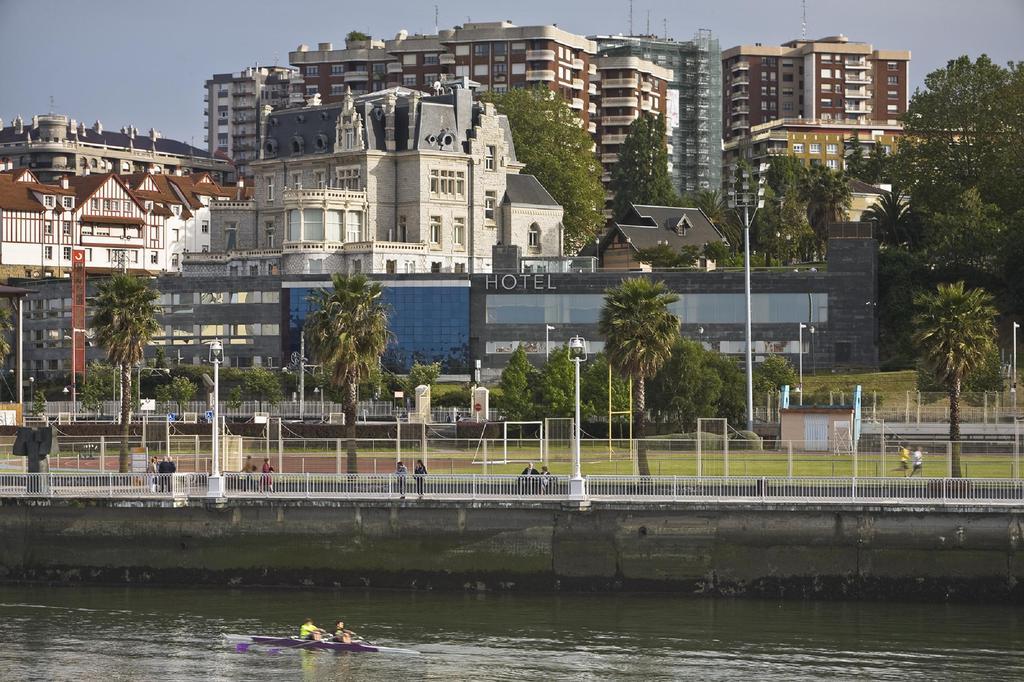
[48,95,55,114]
[434,4,439,33]
[663,18,668,40]
[628,0,633,36]
[646,10,650,35]
[801,0,807,39]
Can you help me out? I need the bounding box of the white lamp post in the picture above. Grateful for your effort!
[567,335,588,501]
[1014,322,1019,412]
[728,163,768,431]
[545,324,555,360]
[208,339,225,498]
[798,323,807,405]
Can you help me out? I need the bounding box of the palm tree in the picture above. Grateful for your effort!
[305,274,390,473]
[912,282,996,477]
[865,187,912,247]
[800,165,851,254]
[689,189,740,247]
[0,305,12,401]
[92,275,161,472]
[599,277,680,476]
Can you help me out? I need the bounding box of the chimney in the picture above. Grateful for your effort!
[149,128,159,142]
[31,115,39,128]
[0,118,4,130]
[93,120,103,134]
[78,121,86,136]
[60,176,69,190]
[236,178,245,200]
[14,116,23,134]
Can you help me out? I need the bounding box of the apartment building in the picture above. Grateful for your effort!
[0,114,231,184]
[204,66,305,179]
[186,85,564,277]
[723,118,904,174]
[290,22,599,132]
[591,55,672,187]
[721,35,910,142]
[594,31,722,194]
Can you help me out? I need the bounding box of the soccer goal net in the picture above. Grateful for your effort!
[471,420,544,467]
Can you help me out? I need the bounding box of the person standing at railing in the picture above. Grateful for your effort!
[910,448,924,477]
[414,459,427,498]
[147,456,158,493]
[539,465,552,494]
[396,461,408,499]
[519,462,539,494]
[260,458,275,493]
[157,455,176,492]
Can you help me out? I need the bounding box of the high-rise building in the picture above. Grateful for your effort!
[721,35,910,143]
[593,30,722,194]
[204,66,305,179]
[290,22,599,132]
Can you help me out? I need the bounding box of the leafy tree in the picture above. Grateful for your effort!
[243,367,283,410]
[877,249,930,369]
[765,155,805,196]
[580,352,630,423]
[92,275,161,472]
[538,346,575,418]
[31,391,45,418]
[599,277,681,475]
[703,240,730,264]
[226,386,243,410]
[405,361,441,396]
[0,305,11,373]
[916,346,1003,394]
[166,375,198,414]
[755,186,814,265]
[346,30,371,42]
[688,189,739,247]
[845,144,895,185]
[306,274,391,472]
[913,281,997,477]
[799,165,851,254]
[648,339,745,433]
[482,88,605,253]
[635,244,701,269]
[921,187,1005,276]
[153,347,167,369]
[753,355,798,397]
[498,345,537,421]
[79,362,116,415]
[610,114,679,220]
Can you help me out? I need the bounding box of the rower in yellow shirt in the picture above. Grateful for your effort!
[299,617,324,641]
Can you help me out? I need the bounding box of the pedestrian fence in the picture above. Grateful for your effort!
[2,472,1023,506]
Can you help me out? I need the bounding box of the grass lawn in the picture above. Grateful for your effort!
[802,369,917,402]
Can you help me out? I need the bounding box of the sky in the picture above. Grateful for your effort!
[0,0,1020,147]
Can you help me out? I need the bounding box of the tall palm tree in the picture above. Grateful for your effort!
[912,281,996,477]
[305,274,390,473]
[865,187,912,247]
[690,189,740,247]
[0,305,12,401]
[92,275,161,472]
[800,165,851,253]
[599,277,680,476]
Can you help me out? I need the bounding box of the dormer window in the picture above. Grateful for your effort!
[291,137,304,155]
[43,195,55,208]
[265,138,278,156]
[62,196,73,208]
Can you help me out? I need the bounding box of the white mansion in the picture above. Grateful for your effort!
[189,84,565,276]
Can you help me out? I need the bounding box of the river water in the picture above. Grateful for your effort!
[0,585,1021,681]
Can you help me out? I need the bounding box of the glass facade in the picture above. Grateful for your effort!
[486,293,828,325]
[288,284,470,373]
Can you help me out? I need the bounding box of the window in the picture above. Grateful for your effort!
[63,246,71,260]
[305,65,319,75]
[331,64,344,75]
[171,254,179,267]
[288,209,300,241]
[887,62,898,71]
[429,216,442,245]
[403,75,418,87]
[91,198,99,210]
[809,143,821,154]
[826,159,839,169]
[792,143,804,153]
[305,85,317,95]
[473,64,488,76]
[44,222,53,236]
[62,221,71,236]
[429,169,465,198]
[820,98,832,107]
[201,221,209,234]
[346,211,362,242]
[528,224,540,248]
[103,199,112,211]
[265,223,275,248]
[485,145,496,170]
[485,191,496,221]
[887,75,898,85]
[493,63,507,76]
[424,53,440,65]
[453,217,465,246]
[887,104,899,112]
[386,259,397,274]
[821,54,832,62]
[217,133,228,145]
[150,252,159,265]
[474,43,489,56]
[820,69,831,79]
[826,143,838,154]
[326,211,342,241]
[303,209,324,240]
[336,167,360,189]
[398,215,407,242]
[888,89,899,99]
[43,195,54,208]
[44,246,53,260]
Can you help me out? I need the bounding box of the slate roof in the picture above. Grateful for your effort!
[503,174,559,207]
[849,178,888,196]
[0,122,211,158]
[600,204,728,253]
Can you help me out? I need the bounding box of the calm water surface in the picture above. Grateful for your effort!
[0,585,1021,681]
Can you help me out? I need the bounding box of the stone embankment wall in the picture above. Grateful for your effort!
[0,499,1020,602]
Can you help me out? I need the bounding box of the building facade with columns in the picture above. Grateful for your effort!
[191,85,564,276]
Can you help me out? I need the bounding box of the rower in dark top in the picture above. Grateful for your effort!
[333,620,356,643]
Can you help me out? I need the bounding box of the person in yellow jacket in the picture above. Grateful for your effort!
[899,445,911,476]
[299,617,324,641]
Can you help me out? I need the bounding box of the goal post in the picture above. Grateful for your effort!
[696,418,728,476]
[471,420,544,466]
[543,417,574,466]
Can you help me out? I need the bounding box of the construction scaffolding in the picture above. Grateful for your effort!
[595,30,722,195]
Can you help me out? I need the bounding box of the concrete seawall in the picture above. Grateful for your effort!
[1,499,1021,602]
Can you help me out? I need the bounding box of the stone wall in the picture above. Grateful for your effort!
[0,498,1020,602]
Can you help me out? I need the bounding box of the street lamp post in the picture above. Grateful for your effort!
[567,335,588,501]
[1014,322,1019,412]
[729,163,768,431]
[798,323,807,406]
[545,324,555,360]
[208,339,224,498]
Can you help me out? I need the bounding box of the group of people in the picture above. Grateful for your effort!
[518,462,553,494]
[395,460,428,498]
[240,456,276,492]
[898,445,925,477]
[299,618,358,644]
[146,455,177,492]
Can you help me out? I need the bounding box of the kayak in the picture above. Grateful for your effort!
[225,633,419,655]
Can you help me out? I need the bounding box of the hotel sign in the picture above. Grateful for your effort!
[484,274,557,291]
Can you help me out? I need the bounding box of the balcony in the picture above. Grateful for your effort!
[845,103,873,114]
[572,58,584,70]
[571,78,585,90]
[589,83,598,96]
[602,96,637,108]
[569,97,584,110]
[601,114,637,126]
[386,62,403,74]
[730,118,750,131]
[282,187,367,206]
[732,61,751,72]
[845,73,872,84]
[640,80,652,92]
[526,49,555,61]
[526,70,555,82]
[345,70,369,82]
[439,54,456,65]
[600,153,619,164]
[640,99,653,111]
[587,121,597,134]
[844,59,869,69]
[732,105,750,115]
[845,88,870,99]
[601,77,636,89]
[601,134,628,145]
[588,103,597,115]
[731,75,750,86]
[731,88,749,101]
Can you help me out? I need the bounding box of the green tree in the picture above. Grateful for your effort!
[799,165,851,254]
[167,375,198,414]
[243,367,283,410]
[538,346,575,418]
[482,88,605,253]
[753,355,798,396]
[610,114,678,220]
[912,281,997,477]
[703,240,730,264]
[405,361,442,396]
[845,144,894,185]
[688,189,739,247]
[922,187,1005,276]
[226,386,243,410]
[346,30,370,42]
[916,345,1003,394]
[755,186,814,265]
[648,339,745,433]
[92,275,161,472]
[580,352,631,424]
[0,305,11,372]
[31,391,45,418]
[635,244,701,269]
[79,362,116,415]
[599,277,681,475]
[498,345,537,421]
[865,186,913,248]
[306,274,391,472]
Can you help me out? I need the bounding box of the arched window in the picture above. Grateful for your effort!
[291,137,304,155]
[528,223,541,248]
[264,138,278,156]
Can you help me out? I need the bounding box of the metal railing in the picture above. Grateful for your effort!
[1,472,1021,506]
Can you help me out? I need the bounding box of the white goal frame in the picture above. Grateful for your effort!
[472,420,545,468]
[696,418,729,477]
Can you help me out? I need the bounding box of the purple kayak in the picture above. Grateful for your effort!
[226,633,419,655]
